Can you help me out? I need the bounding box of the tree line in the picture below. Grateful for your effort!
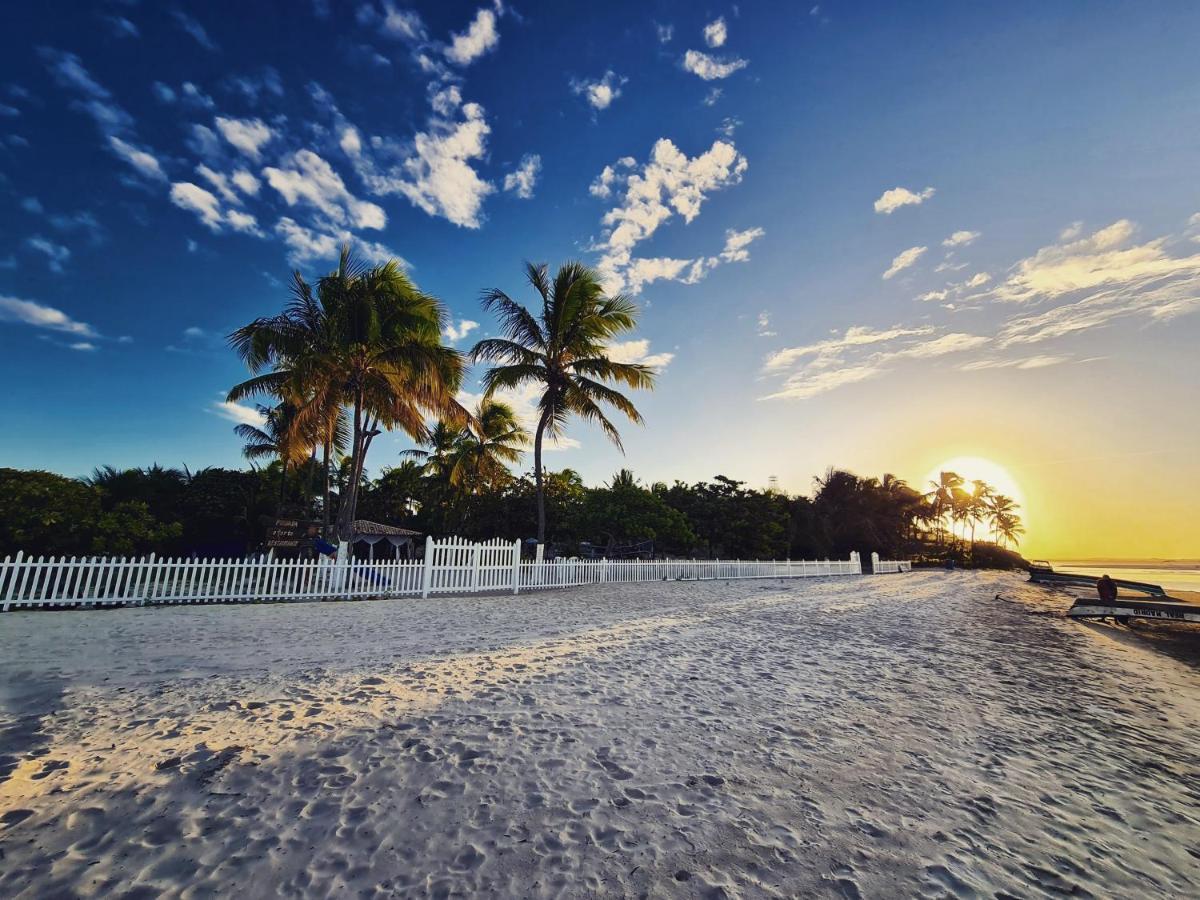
[0,249,1023,566]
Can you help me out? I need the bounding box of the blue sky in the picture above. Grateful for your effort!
[2,1,1199,554]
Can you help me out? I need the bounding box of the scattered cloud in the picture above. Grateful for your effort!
[264,149,386,230]
[214,116,276,161]
[959,355,1071,371]
[502,153,541,199]
[108,136,166,181]
[169,182,262,234]
[704,17,728,48]
[443,318,479,342]
[102,15,139,39]
[882,245,926,279]
[26,236,71,272]
[358,87,494,228]
[38,47,132,136]
[172,10,219,52]
[720,226,765,263]
[703,87,723,106]
[445,5,500,66]
[655,22,674,43]
[212,400,267,427]
[273,217,403,267]
[757,311,776,337]
[606,338,674,371]
[942,229,979,247]
[592,138,749,294]
[224,67,284,105]
[873,185,935,214]
[571,70,626,111]
[0,295,97,336]
[682,49,748,80]
[761,325,985,400]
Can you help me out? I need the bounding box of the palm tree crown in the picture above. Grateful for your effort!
[470,261,655,543]
[228,247,465,543]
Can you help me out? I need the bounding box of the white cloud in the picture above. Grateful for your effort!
[704,17,727,48]
[169,182,262,235]
[26,236,71,273]
[703,87,723,106]
[682,49,748,80]
[68,341,97,352]
[340,126,362,157]
[720,226,765,262]
[363,1,426,41]
[264,149,386,230]
[656,22,674,43]
[214,116,276,161]
[231,169,261,196]
[38,47,132,136]
[212,400,267,427]
[959,355,1070,371]
[361,94,494,228]
[757,311,776,337]
[196,164,241,204]
[274,217,403,267]
[592,138,749,293]
[588,157,635,199]
[172,10,219,51]
[942,229,979,247]
[606,338,675,371]
[882,245,926,279]
[963,271,991,288]
[502,153,541,199]
[443,318,479,342]
[445,6,500,65]
[571,70,625,111]
[873,185,935,214]
[225,68,284,105]
[917,289,949,303]
[0,295,96,336]
[761,326,986,400]
[103,15,139,39]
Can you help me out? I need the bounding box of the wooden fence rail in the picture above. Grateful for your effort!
[0,541,891,611]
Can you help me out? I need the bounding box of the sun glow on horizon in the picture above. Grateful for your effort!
[925,456,1027,528]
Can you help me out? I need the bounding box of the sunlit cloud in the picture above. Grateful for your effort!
[873,185,935,214]
[882,245,926,279]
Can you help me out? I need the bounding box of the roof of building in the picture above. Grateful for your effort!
[352,520,422,537]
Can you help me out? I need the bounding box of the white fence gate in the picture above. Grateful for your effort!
[0,540,899,611]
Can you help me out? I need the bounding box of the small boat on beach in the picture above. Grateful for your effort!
[1067,596,1200,625]
[1028,561,1167,597]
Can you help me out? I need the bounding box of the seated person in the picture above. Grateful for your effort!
[1097,574,1118,603]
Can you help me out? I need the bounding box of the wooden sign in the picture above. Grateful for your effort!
[265,517,318,549]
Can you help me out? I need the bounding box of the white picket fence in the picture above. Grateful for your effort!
[0,538,887,611]
[871,552,912,574]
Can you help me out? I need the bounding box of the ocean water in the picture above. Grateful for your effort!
[1050,560,1200,593]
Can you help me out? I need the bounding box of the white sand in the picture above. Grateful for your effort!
[1,571,1198,897]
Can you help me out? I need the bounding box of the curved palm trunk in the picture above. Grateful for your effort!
[533,410,549,545]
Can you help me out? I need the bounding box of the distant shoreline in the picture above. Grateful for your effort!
[1050,559,1200,570]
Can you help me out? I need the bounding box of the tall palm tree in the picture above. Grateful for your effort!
[996,512,1025,549]
[986,493,1016,543]
[926,471,963,547]
[967,479,992,547]
[228,247,465,547]
[471,261,655,544]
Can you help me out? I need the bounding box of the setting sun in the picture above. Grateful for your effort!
[926,456,1026,514]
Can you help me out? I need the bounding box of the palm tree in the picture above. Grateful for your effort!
[996,512,1025,549]
[403,420,468,485]
[456,399,528,492]
[234,401,313,503]
[228,247,465,547]
[985,493,1016,543]
[967,479,992,547]
[471,261,655,544]
[926,471,963,547]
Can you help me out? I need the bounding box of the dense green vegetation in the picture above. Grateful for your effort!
[0,462,1024,569]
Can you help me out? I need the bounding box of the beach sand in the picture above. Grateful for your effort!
[1,571,1198,897]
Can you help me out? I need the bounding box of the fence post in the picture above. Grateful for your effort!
[871,551,880,575]
[1,551,21,612]
[421,535,434,598]
[470,541,481,593]
[511,540,521,594]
